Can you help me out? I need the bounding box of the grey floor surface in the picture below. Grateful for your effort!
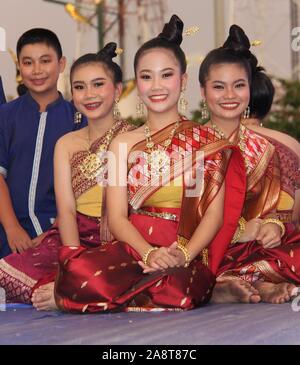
[1,302,300,345]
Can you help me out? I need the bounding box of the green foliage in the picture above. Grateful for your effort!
[264,79,300,140]
[127,116,145,127]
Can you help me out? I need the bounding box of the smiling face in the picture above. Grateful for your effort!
[135,47,187,117]
[71,62,122,122]
[201,63,250,123]
[18,42,65,96]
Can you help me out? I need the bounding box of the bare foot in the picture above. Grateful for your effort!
[211,278,261,304]
[253,281,296,304]
[31,282,58,311]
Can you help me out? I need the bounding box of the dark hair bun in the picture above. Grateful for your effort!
[158,14,184,46]
[96,42,117,61]
[223,24,251,51]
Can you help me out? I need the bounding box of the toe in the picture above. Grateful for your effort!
[250,294,261,303]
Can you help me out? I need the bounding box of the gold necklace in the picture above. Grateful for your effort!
[210,121,226,139]
[210,121,250,172]
[144,119,180,177]
[80,121,119,180]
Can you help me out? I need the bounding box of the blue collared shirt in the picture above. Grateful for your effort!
[0,92,85,256]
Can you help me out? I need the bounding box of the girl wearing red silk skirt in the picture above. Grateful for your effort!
[54,15,246,313]
[198,24,300,304]
[0,42,131,309]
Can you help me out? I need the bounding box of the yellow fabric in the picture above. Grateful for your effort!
[143,176,183,208]
[76,185,102,217]
[277,190,294,211]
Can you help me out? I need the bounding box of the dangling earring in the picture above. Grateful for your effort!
[179,88,188,114]
[74,111,82,124]
[201,100,209,120]
[113,98,121,120]
[243,106,250,119]
[136,96,145,118]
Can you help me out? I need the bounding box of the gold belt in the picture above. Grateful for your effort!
[132,209,178,221]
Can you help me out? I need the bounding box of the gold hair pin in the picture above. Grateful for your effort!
[115,47,123,55]
[184,26,200,37]
[251,40,262,47]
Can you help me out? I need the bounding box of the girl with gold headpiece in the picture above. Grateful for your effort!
[53,15,246,313]
[198,25,300,304]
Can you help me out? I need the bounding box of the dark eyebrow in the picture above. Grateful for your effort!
[161,68,175,72]
[73,77,106,84]
[91,77,106,82]
[139,67,175,73]
[21,54,52,60]
[212,78,247,84]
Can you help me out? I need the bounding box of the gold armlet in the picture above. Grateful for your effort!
[177,244,191,268]
[231,217,247,244]
[142,247,158,266]
[262,218,286,237]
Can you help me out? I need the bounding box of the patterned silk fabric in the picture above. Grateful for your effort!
[55,121,246,313]
[0,120,131,303]
[217,126,300,285]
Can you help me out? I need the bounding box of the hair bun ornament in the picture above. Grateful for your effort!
[158,14,184,46]
[223,24,251,52]
[96,42,118,60]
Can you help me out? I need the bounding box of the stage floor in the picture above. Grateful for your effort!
[1,302,300,345]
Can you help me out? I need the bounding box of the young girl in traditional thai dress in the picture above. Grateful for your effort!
[0,43,131,309]
[53,15,246,313]
[198,25,300,304]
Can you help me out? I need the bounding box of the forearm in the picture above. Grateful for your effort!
[186,212,223,261]
[109,217,152,258]
[0,175,20,230]
[57,211,80,246]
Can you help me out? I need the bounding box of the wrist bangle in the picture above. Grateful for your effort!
[231,217,247,244]
[142,247,158,265]
[177,244,191,268]
[262,218,285,237]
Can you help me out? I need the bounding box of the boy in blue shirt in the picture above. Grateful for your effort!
[0,28,84,258]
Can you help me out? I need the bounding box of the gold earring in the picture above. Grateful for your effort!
[179,89,188,114]
[243,106,250,119]
[136,96,145,118]
[74,111,82,124]
[113,98,121,120]
[201,100,209,120]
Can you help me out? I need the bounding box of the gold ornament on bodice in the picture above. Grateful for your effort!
[144,119,180,177]
[80,123,117,180]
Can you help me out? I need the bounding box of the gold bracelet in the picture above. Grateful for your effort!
[142,247,158,266]
[231,217,247,244]
[262,218,286,237]
[177,244,191,268]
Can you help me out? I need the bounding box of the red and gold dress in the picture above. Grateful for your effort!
[216,125,300,284]
[0,120,130,303]
[55,120,246,313]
